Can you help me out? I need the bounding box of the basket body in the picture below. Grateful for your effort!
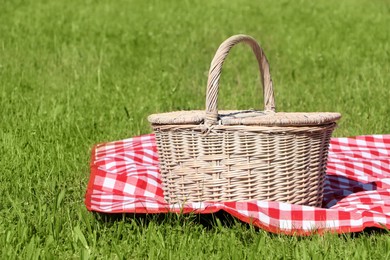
[152,123,336,207]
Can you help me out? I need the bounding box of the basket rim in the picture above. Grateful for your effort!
[148,110,341,126]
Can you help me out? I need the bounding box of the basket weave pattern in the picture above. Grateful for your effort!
[149,35,340,206]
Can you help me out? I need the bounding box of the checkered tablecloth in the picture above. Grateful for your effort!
[85,134,390,235]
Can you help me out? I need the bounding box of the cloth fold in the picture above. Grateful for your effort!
[85,134,390,235]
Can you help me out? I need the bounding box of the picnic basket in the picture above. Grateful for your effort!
[148,34,341,207]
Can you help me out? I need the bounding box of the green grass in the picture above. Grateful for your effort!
[1,0,390,258]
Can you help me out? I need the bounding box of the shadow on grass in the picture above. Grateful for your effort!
[92,210,389,237]
[94,210,249,230]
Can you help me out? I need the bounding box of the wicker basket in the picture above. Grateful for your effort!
[148,35,341,207]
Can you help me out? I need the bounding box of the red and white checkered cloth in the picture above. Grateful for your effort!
[85,134,390,235]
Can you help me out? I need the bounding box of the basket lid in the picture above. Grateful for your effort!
[148,110,341,126]
[148,35,341,128]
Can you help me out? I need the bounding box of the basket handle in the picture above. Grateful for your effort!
[205,34,275,126]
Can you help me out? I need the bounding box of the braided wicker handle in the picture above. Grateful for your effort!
[205,35,276,126]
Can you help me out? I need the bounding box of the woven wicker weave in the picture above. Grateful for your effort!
[148,35,341,206]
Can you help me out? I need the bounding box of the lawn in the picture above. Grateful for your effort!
[1,0,390,258]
